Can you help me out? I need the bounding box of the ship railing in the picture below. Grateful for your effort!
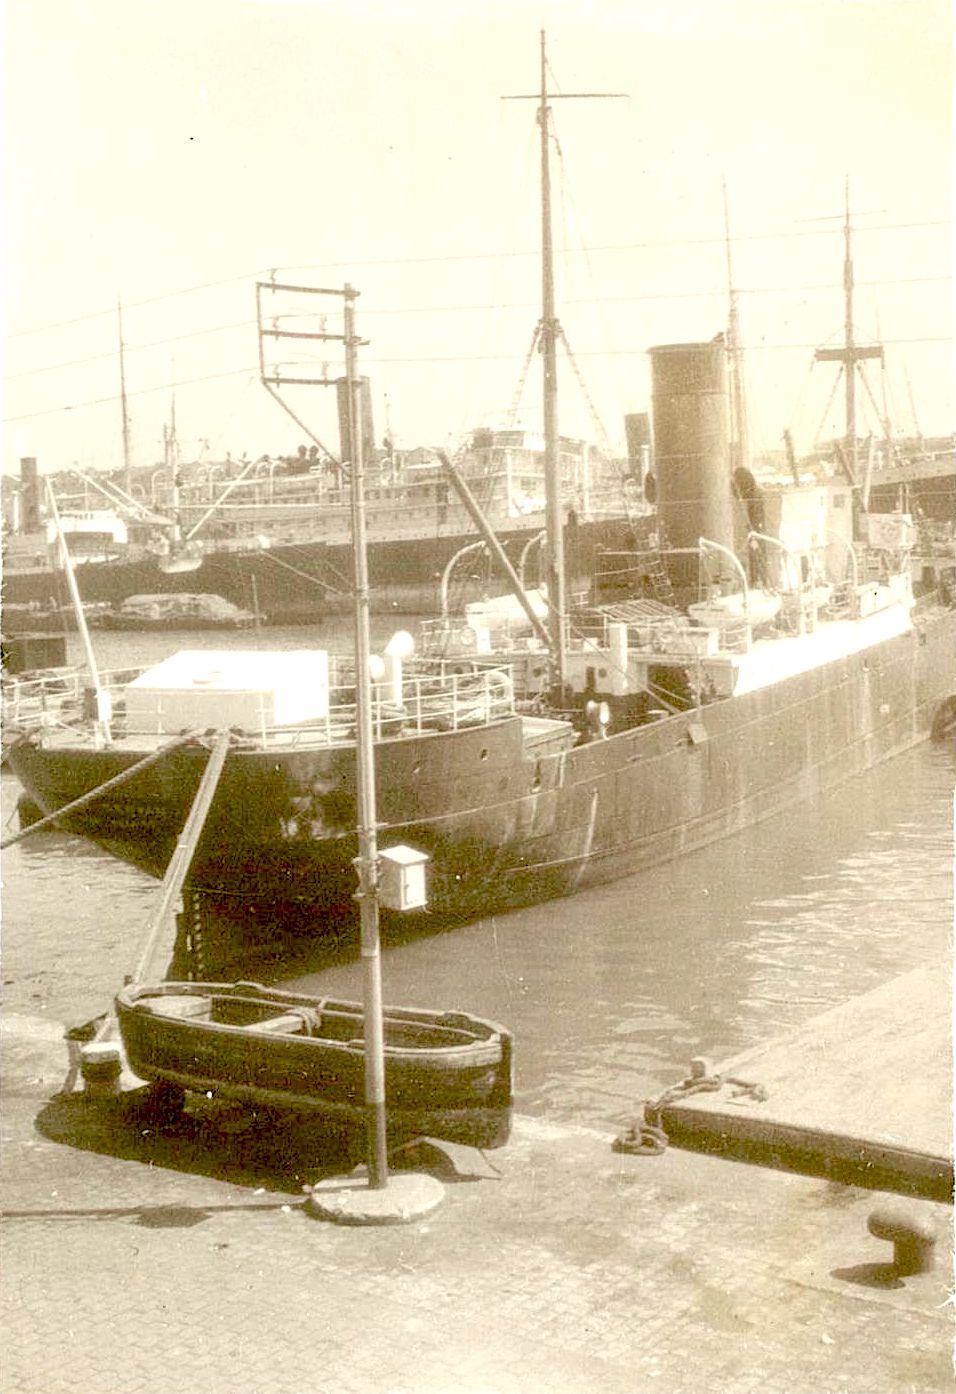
[1,665,144,735]
[121,662,517,750]
[419,616,547,657]
[575,605,754,657]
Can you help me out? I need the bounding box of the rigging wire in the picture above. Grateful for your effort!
[6,333,951,427]
[4,222,951,343]
[3,271,265,340]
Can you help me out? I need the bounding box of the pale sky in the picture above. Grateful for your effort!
[2,0,952,476]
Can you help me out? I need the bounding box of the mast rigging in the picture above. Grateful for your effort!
[503,30,625,696]
[814,178,884,482]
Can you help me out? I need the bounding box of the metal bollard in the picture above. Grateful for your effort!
[868,1205,938,1276]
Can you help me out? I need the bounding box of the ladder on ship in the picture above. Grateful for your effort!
[910,494,936,561]
[617,478,678,611]
[644,543,677,610]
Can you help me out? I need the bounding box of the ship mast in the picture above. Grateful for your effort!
[537,33,566,692]
[505,31,624,697]
[117,298,132,494]
[814,178,883,482]
[723,179,749,474]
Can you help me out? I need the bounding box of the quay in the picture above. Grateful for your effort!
[1,984,952,1393]
[649,964,952,1202]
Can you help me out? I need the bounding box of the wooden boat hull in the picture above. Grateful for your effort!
[116,981,513,1149]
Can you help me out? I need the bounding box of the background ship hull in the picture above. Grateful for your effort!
[9,605,954,933]
[2,515,635,624]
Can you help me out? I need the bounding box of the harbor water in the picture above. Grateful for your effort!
[1,621,952,1136]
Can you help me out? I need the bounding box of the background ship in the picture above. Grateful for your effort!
[1,422,641,628]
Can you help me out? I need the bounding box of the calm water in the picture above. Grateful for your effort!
[2,621,952,1134]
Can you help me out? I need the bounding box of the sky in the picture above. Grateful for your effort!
[2,0,952,478]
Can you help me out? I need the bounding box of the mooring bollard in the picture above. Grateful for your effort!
[867,1204,938,1276]
[79,1042,123,1094]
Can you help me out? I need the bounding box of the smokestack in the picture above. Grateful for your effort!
[624,412,651,466]
[649,341,733,553]
[336,377,376,468]
[624,412,652,499]
[19,458,41,533]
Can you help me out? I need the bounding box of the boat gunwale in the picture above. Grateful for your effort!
[116,981,510,1064]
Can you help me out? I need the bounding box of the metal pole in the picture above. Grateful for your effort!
[45,480,111,748]
[345,286,389,1189]
[843,178,857,484]
[723,178,749,475]
[118,299,132,496]
[437,450,552,647]
[130,730,231,986]
[538,30,567,696]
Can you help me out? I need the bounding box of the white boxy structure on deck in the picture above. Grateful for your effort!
[124,649,330,734]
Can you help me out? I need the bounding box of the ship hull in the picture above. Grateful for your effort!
[7,605,954,929]
[1,515,635,624]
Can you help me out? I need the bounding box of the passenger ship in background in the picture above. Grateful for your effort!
[1,421,642,630]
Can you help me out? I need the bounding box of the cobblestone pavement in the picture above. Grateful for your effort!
[1,1014,953,1394]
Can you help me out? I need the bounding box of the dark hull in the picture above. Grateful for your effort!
[2,515,635,623]
[116,981,513,1149]
[90,616,257,632]
[8,605,955,929]
[868,457,955,522]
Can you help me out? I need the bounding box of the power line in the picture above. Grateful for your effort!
[4,275,949,383]
[282,218,953,272]
[3,319,258,383]
[4,218,951,342]
[3,365,260,424]
[5,334,952,425]
[318,274,954,318]
[3,271,264,342]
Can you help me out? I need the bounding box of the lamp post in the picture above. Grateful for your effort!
[342,286,389,1190]
[254,277,441,1223]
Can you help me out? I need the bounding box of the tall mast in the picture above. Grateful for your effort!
[169,367,178,465]
[117,298,132,494]
[722,179,749,474]
[537,31,566,693]
[504,32,624,696]
[814,178,883,482]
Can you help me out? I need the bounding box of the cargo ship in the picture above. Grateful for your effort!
[6,35,954,941]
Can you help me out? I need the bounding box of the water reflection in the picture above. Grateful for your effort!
[289,741,953,1130]
[2,734,952,1135]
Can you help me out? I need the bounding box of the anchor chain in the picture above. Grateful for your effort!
[612,1058,767,1157]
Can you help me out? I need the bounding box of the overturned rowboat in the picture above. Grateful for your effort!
[115,980,513,1150]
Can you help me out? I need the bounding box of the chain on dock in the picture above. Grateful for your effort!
[612,1058,767,1157]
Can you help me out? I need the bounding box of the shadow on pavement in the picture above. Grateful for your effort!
[33,1087,364,1196]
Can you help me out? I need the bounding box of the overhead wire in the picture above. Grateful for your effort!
[6,331,951,426]
[4,217,950,343]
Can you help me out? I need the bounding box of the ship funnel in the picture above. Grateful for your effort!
[335,376,376,468]
[19,458,41,533]
[624,412,653,500]
[649,341,734,555]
